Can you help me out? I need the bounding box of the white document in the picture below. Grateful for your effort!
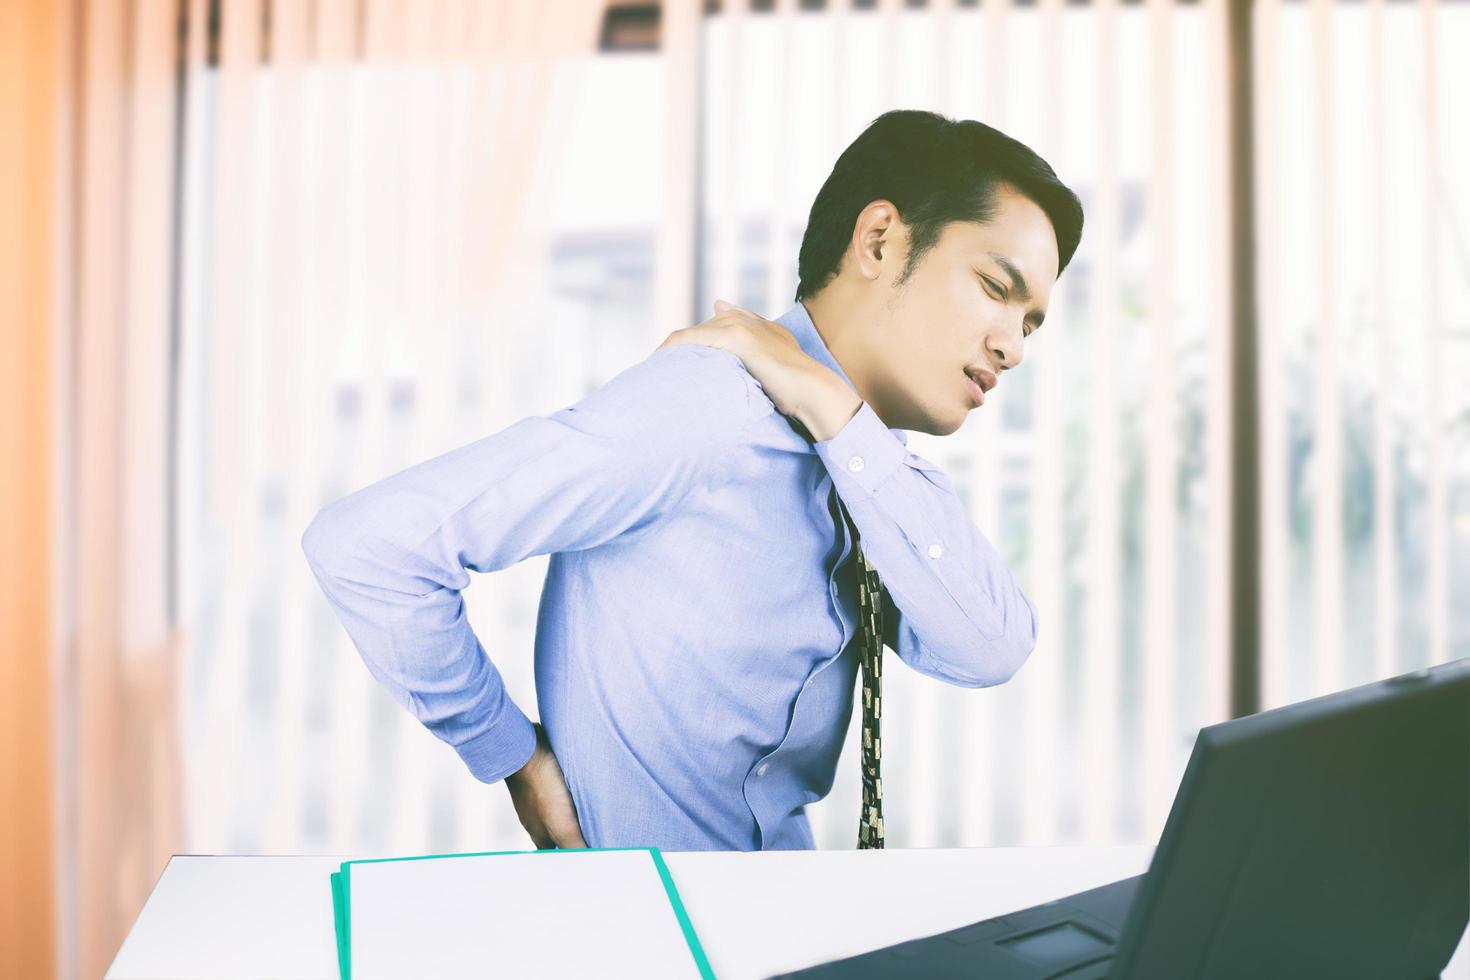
[347,848,708,980]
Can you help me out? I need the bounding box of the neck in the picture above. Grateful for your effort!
[802,289,870,400]
[804,285,915,431]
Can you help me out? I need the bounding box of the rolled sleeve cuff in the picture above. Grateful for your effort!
[453,703,538,784]
[813,400,908,497]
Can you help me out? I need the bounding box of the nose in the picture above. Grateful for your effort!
[985,321,1025,372]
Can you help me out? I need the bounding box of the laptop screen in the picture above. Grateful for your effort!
[1110,658,1470,979]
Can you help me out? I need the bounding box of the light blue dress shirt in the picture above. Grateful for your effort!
[301,300,1037,851]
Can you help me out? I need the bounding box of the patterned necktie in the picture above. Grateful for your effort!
[837,497,885,849]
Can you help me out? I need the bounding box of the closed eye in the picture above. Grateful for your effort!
[979,271,1041,338]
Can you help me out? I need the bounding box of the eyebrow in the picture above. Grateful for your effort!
[986,251,1046,329]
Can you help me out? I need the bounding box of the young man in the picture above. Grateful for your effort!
[302,109,1083,853]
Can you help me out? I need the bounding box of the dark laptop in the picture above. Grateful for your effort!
[770,658,1470,979]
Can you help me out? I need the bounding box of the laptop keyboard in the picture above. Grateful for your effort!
[765,874,1145,979]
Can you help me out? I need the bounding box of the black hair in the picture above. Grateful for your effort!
[794,109,1084,302]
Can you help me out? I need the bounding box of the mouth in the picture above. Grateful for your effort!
[962,366,998,406]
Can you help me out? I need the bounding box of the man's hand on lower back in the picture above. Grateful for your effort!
[504,722,589,849]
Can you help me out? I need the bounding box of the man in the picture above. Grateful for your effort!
[301,108,1083,853]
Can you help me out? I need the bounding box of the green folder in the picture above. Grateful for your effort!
[329,847,714,979]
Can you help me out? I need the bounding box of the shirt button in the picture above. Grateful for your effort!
[847,455,865,472]
[928,543,944,559]
[756,763,770,776]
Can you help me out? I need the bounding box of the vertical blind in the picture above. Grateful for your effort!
[51,0,1467,972]
[1253,0,1466,713]
[159,0,1469,865]
[700,0,1235,848]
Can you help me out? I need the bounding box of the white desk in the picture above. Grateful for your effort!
[106,846,1470,979]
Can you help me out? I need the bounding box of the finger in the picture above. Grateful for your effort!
[713,299,733,313]
[526,820,554,850]
[549,815,588,849]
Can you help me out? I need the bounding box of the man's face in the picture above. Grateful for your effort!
[858,183,1059,436]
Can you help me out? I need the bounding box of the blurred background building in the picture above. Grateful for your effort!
[3,0,1467,976]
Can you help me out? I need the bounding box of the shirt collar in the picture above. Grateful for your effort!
[773,300,909,447]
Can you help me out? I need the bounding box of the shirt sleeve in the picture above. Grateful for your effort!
[300,344,755,784]
[814,400,1038,688]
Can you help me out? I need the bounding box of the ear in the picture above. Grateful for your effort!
[850,200,901,282]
